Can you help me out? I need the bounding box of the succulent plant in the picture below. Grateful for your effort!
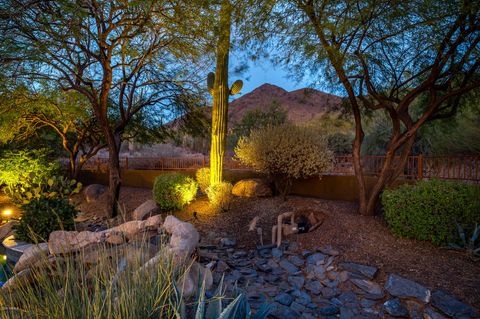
[206,73,243,97]
[448,223,480,261]
[175,276,272,319]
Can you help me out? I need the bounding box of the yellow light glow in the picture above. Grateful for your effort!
[2,255,6,261]
[2,209,12,217]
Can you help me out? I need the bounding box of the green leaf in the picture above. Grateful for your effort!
[47,179,54,187]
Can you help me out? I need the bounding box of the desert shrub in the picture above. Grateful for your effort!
[15,197,77,243]
[0,149,81,204]
[235,124,334,197]
[195,167,210,193]
[382,179,480,245]
[206,181,233,212]
[153,173,197,211]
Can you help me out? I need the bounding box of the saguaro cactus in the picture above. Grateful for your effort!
[208,0,243,186]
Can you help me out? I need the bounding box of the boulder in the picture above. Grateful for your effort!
[162,215,199,262]
[48,230,103,255]
[13,243,49,273]
[384,274,431,303]
[2,268,34,290]
[132,200,160,220]
[145,214,163,229]
[83,184,107,203]
[0,221,17,241]
[232,179,272,197]
[109,220,146,239]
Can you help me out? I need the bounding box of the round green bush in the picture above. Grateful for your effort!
[382,179,480,245]
[153,173,198,211]
[15,197,77,243]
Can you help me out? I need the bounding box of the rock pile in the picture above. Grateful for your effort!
[197,240,479,319]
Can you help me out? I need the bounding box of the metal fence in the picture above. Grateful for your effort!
[81,155,480,182]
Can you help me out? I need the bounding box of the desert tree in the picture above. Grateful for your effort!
[0,86,104,179]
[253,0,480,215]
[0,0,211,216]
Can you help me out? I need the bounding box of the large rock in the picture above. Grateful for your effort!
[13,243,49,273]
[0,221,17,241]
[232,179,272,197]
[132,200,160,220]
[430,290,478,318]
[109,220,146,239]
[162,215,199,262]
[83,184,107,203]
[48,230,103,255]
[384,274,431,303]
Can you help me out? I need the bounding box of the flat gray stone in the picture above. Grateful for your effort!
[287,275,305,289]
[431,290,477,318]
[383,298,408,317]
[385,274,431,303]
[271,303,299,319]
[338,262,378,279]
[306,252,326,265]
[275,293,293,306]
[287,255,304,267]
[305,280,322,295]
[279,259,299,274]
[424,307,449,319]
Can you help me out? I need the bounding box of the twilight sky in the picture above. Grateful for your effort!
[232,57,312,95]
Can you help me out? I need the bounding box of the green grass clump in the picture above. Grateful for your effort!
[382,179,480,245]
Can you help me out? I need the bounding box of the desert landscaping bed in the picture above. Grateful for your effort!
[73,186,480,311]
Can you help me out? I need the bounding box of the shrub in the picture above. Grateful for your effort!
[153,173,197,211]
[15,197,77,243]
[382,179,480,245]
[235,124,334,197]
[0,149,81,204]
[206,181,233,212]
[195,167,210,193]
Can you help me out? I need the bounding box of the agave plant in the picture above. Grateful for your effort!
[175,276,272,319]
[448,223,480,261]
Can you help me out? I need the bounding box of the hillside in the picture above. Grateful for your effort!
[228,83,343,123]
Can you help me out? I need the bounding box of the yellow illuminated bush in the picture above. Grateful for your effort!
[195,167,210,193]
[235,124,334,197]
[153,173,198,211]
[206,181,233,212]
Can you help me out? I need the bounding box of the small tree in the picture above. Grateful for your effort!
[235,124,333,198]
[0,87,104,178]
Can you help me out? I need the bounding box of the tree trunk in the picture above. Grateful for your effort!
[209,0,232,186]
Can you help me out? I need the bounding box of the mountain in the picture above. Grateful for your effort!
[228,83,343,124]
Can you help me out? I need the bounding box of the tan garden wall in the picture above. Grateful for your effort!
[79,169,412,202]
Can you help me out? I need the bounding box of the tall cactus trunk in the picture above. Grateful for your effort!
[209,0,232,185]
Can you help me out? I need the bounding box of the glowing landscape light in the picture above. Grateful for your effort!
[2,209,12,217]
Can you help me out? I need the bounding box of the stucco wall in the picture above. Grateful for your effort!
[79,169,412,202]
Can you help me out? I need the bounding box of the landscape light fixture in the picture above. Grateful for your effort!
[2,209,12,217]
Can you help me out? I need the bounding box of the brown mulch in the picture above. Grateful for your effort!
[74,186,480,309]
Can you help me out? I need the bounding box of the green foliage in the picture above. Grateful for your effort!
[303,112,354,155]
[229,102,288,148]
[448,223,480,261]
[206,181,233,212]
[153,173,198,211]
[14,197,77,243]
[382,180,480,245]
[0,149,82,204]
[177,276,272,319]
[235,123,333,197]
[0,239,189,318]
[196,168,211,193]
